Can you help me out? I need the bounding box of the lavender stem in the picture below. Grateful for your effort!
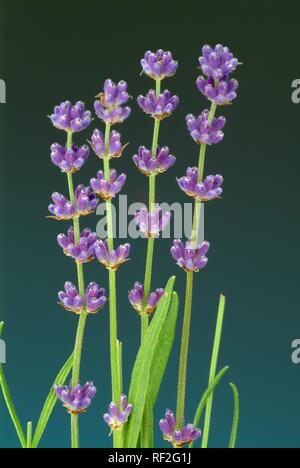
[103,123,123,448]
[66,131,88,448]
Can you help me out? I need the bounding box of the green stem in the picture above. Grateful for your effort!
[176,271,194,429]
[103,123,123,448]
[66,131,88,449]
[229,383,239,449]
[26,422,33,449]
[201,294,226,448]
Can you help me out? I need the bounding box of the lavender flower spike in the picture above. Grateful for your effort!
[177,168,223,202]
[58,281,85,314]
[199,44,239,80]
[48,192,76,220]
[50,101,92,133]
[75,184,98,216]
[137,90,179,120]
[141,49,178,80]
[196,76,238,105]
[171,239,210,273]
[90,128,127,159]
[133,145,176,176]
[86,282,107,314]
[94,79,131,125]
[128,282,165,316]
[95,240,131,270]
[90,169,126,201]
[54,382,96,415]
[103,395,133,432]
[57,227,98,263]
[51,143,89,173]
[159,410,201,448]
[186,110,225,145]
[135,206,171,238]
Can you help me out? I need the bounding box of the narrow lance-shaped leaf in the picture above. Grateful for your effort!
[31,353,73,448]
[228,383,239,449]
[189,366,229,448]
[125,276,176,448]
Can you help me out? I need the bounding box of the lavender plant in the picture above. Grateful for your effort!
[0,44,240,449]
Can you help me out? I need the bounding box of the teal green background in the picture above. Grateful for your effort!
[0,0,299,448]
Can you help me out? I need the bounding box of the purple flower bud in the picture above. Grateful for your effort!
[196,76,238,105]
[50,101,92,133]
[137,90,179,120]
[133,146,176,176]
[86,282,107,313]
[90,169,126,201]
[186,111,226,145]
[141,49,178,80]
[75,184,98,216]
[159,409,201,448]
[48,192,76,220]
[58,281,106,315]
[128,282,165,315]
[95,240,131,270]
[90,129,126,159]
[54,381,96,415]
[58,281,85,314]
[103,395,133,432]
[199,44,239,80]
[94,80,131,125]
[171,239,210,273]
[134,206,171,238]
[51,143,89,173]
[177,168,223,202]
[57,227,98,263]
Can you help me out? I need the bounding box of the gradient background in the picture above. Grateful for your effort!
[0,0,299,448]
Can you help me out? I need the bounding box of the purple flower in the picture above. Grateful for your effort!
[97,79,130,108]
[177,168,223,202]
[75,184,98,216]
[103,395,133,432]
[95,240,131,270]
[171,239,210,273]
[159,410,201,448]
[186,111,225,145]
[48,192,76,220]
[199,44,238,80]
[133,146,176,176]
[50,101,92,133]
[90,129,127,159]
[128,282,165,316]
[134,206,171,238]
[141,50,178,80]
[58,281,106,314]
[86,282,107,313]
[94,79,131,125]
[57,227,98,263]
[90,169,126,201]
[54,381,97,415]
[137,90,179,120]
[51,143,89,173]
[58,281,85,314]
[196,76,238,105]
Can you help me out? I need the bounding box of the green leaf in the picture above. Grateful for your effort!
[189,366,229,448]
[229,383,239,448]
[31,353,73,448]
[148,292,179,405]
[0,366,27,448]
[125,276,176,448]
